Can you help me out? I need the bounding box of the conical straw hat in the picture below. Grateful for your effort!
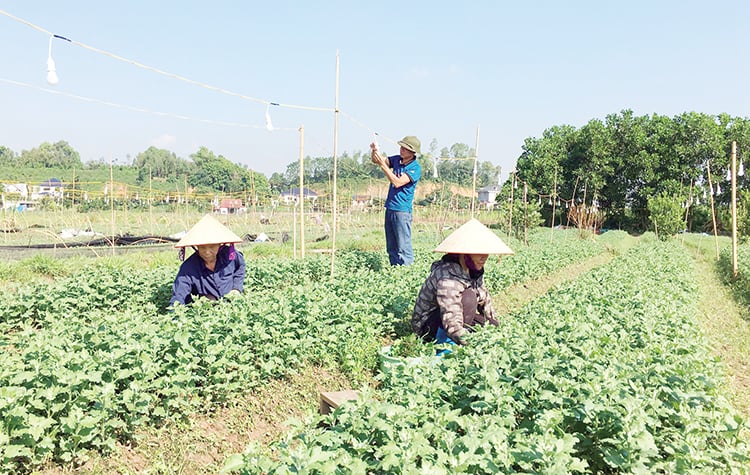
[434,218,514,255]
[174,214,242,248]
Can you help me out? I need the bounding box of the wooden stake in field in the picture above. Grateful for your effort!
[706,161,720,260]
[550,168,558,241]
[108,155,115,255]
[470,125,480,218]
[299,125,306,258]
[330,51,340,276]
[148,167,154,235]
[731,141,738,277]
[507,172,515,238]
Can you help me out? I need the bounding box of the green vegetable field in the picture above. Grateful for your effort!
[0,228,748,474]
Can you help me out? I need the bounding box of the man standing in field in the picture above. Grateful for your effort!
[370,135,422,266]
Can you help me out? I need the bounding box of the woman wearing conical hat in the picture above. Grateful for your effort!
[412,218,513,346]
[169,214,246,306]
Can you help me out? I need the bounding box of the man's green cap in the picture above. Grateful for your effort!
[397,136,421,154]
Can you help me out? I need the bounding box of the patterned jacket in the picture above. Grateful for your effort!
[411,255,496,345]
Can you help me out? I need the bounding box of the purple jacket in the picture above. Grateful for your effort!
[170,245,246,305]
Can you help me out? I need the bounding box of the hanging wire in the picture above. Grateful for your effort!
[0,9,334,112]
[0,77,295,130]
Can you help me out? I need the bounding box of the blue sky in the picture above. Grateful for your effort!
[1,1,749,178]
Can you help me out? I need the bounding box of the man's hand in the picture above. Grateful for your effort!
[370,147,387,167]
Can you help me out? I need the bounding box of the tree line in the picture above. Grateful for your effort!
[0,139,503,196]
[513,109,750,235]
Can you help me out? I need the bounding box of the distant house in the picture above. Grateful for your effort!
[478,184,503,209]
[280,187,318,205]
[2,183,29,199]
[32,178,64,200]
[2,183,30,210]
[214,198,245,215]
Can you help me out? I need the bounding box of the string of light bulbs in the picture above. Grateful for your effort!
[4,9,413,155]
[2,8,486,167]
[0,8,334,114]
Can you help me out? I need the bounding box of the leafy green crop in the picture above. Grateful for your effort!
[0,230,616,472]
[228,241,748,473]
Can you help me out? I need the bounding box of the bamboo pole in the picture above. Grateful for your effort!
[109,156,115,256]
[550,168,557,240]
[299,125,305,258]
[330,51,340,276]
[567,176,580,228]
[681,179,693,243]
[471,125,480,218]
[507,172,515,238]
[523,181,528,245]
[184,174,189,225]
[71,167,76,209]
[149,167,153,235]
[706,161,720,260]
[731,141,738,277]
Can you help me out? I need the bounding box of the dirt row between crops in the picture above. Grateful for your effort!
[691,251,750,419]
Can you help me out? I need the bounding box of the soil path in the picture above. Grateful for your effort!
[690,250,750,418]
[494,252,617,315]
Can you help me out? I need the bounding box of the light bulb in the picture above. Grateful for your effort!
[265,107,274,132]
[46,35,59,86]
[46,56,59,86]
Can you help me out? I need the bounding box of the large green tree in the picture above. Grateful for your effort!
[18,141,82,168]
[0,146,15,167]
[133,146,192,183]
[188,147,262,194]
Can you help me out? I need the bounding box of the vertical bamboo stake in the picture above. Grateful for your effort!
[330,51,340,276]
[299,125,306,258]
[681,179,693,243]
[567,176,580,228]
[706,161,720,260]
[184,174,189,225]
[731,141,738,277]
[109,156,115,256]
[471,125,480,218]
[71,167,76,209]
[292,203,297,259]
[250,171,256,219]
[523,181,528,245]
[507,172,515,238]
[550,168,557,241]
[149,167,153,235]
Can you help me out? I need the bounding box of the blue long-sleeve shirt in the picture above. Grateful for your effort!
[170,245,246,306]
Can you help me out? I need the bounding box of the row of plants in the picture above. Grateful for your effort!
[0,228,611,473]
[228,239,748,473]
